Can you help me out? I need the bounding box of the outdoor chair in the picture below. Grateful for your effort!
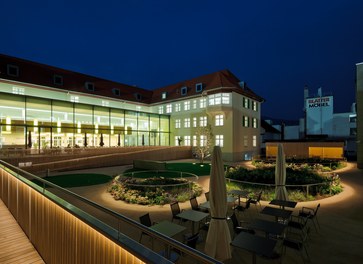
[190,197,209,213]
[230,212,255,238]
[138,213,156,247]
[159,233,200,262]
[233,197,252,217]
[204,191,210,201]
[287,215,310,239]
[249,191,262,212]
[170,201,186,223]
[298,203,320,232]
[282,228,310,263]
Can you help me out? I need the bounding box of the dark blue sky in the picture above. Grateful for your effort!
[2,0,363,120]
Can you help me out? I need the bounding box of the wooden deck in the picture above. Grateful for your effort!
[0,199,45,264]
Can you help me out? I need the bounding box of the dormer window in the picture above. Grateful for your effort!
[7,64,19,77]
[85,82,95,91]
[112,88,121,96]
[53,75,63,86]
[162,92,167,99]
[196,83,203,92]
[181,86,188,96]
[134,93,142,100]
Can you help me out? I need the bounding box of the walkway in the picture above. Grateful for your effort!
[0,200,45,264]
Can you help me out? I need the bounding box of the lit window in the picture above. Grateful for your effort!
[193,135,197,146]
[175,103,181,112]
[7,64,19,77]
[162,92,167,99]
[184,136,191,146]
[200,135,206,147]
[200,98,206,108]
[193,117,197,127]
[244,135,248,147]
[85,82,95,91]
[53,75,63,85]
[184,101,190,110]
[70,96,79,103]
[175,136,180,146]
[253,135,257,147]
[12,86,25,95]
[215,114,224,126]
[102,100,109,107]
[243,97,250,108]
[243,116,249,127]
[216,135,224,147]
[166,104,172,113]
[175,119,181,128]
[192,100,197,109]
[222,93,230,104]
[184,118,190,128]
[252,118,258,128]
[196,83,203,92]
[181,86,188,95]
[200,116,207,127]
[252,101,258,111]
[159,106,164,114]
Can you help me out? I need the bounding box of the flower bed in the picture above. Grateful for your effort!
[108,176,203,205]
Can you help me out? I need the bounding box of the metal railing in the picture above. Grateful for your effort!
[0,160,221,264]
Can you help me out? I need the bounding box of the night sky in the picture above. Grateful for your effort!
[2,0,363,120]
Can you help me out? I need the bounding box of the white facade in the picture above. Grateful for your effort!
[306,95,334,135]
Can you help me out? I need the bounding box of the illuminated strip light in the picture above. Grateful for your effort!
[57,120,61,133]
[6,117,11,132]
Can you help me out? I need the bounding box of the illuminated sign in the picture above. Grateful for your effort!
[308,97,330,108]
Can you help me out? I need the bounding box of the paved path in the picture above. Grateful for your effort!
[62,161,363,263]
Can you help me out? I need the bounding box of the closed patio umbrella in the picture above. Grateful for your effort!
[275,144,288,200]
[205,146,231,261]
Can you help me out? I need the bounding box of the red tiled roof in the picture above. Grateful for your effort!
[0,54,264,104]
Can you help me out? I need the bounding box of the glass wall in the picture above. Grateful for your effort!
[0,92,170,150]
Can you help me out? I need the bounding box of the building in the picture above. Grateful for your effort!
[357,62,363,168]
[0,54,264,161]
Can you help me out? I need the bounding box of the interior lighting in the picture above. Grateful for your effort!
[6,117,11,132]
[34,119,38,132]
[77,121,81,133]
[57,120,61,133]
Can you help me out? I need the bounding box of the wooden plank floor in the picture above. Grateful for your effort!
[0,199,45,264]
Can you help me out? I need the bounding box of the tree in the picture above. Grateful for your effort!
[193,124,213,163]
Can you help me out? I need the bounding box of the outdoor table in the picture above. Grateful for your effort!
[269,199,297,210]
[150,220,186,260]
[231,231,277,264]
[247,218,286,238]
[176,210,209,234]
[260,206,292,222]
[199,196,237,210]
[229,189,249,208]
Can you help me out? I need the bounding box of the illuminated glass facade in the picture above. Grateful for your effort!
[0,92,170,149]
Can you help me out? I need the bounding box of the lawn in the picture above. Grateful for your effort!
[33,173,113,188]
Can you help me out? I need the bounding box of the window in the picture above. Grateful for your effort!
[184,101,190,110]
[181,86,188,95]
[7,64,19,77]
[102,100,109,107]
[244,135,248,147]
[350,128,357,136]
[215,135,224,147]
[193,117,197,127]
[184,118,190,128]
[192,100,197,109]
[200,98,206,108]
[53,75,63,85]
[134,93,142,100]
[196,83,203,92]
[252,135,257,147]
[12,86,25,95]
[175,103,181,112]
[200,135,206,147]
[162,92,167,99]
[243,97,250,108]
[184,136,191,146]
[200,116,207,127]
[112,88,121,96]
[193,135,197,146]
[252,101,258,111]
[158,106,164,114]
[166,104,172,113]
[85,82,95,91]
[175,119,181,128]
[175,136,180,146]
[215,114,224,126]
[209,93,230,105]
[349,115,357,123]
[222,93,230,104]
[243,116,249,127]
[70,96,79,103]
[252,118,258,128]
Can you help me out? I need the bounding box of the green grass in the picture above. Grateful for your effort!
[123,162,223,178]
[33,173,113,188]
